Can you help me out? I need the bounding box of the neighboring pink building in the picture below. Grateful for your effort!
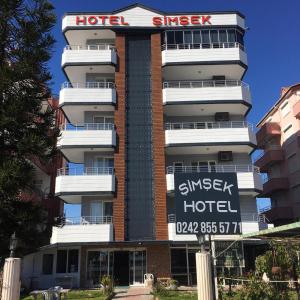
[255,83,300,225]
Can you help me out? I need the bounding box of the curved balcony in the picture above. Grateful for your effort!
[55,167,115,203]
[260,177,289,197]
[166,164,262,195]
[51,216,113,243]
[254,146,284,172]
[62,44,117,82]
[256,122,281,148]
[163,80,251,116]
[165,121,256,154]
[59,82,116,123]
[162,42,247,80]
[57,123,116,162]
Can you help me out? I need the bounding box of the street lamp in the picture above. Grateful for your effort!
[9,232,18,258]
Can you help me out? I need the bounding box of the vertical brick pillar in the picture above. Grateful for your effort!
[151,33,168,240]
[113,33,126,241]
[147,245,171,277]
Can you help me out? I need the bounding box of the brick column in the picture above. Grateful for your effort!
[151,33,168,240]
[147,244,171,277]
[113,33,126,241]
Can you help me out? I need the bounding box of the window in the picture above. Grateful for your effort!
[166,31,175,44]
[174,31,184,44]
[184,31,193,44]
[280,101,290,117]
[42,254,53,275]
[283,124,292,135]
[56,249,79,274]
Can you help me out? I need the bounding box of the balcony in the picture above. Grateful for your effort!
[260,177,289,197]
[254,146,284,172]
[256,122,281,148]
[62,44,116,82]
[55,167,115,203]
[293,101,300,119]
[167,213,268,241]
[50,216,113,243]
[59,82,116,123]
[165,121,256,155]
[57,123,116,162]
[162,42,247,80]
[166,164,262,195]
[62,44,117,67]
[163,80,251,116]
[263,207,293,224]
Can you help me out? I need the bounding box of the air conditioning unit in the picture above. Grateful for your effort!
[218,151,233,162]
[215,112,229,122]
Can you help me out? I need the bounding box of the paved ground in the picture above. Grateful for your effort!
[113,287,153,300]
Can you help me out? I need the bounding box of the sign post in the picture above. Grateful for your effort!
[174,172,241,300]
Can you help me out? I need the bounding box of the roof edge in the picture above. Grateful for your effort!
[62,3,245,19]
[256,82,300,127]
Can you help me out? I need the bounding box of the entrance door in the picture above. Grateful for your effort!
[113,251,129,286]
[129,251,146,285]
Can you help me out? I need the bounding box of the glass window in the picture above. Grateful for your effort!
[236,31,244,45]
[42,254,53,275]
[104,202,113,216]
[56,250,67,273]
[219,30,227,43]
[193,30,201,44]
[210,30,219,43]
[174,31,183,44]
[201,30,210,44]
[166,31,175,44]
[227,30,236,43]
[68,249,79,273]
[184,31,193,44]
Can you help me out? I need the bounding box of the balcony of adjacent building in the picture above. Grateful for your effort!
[260,177,289,197]
[260,206,293,225]
[293,101,300,119]
[163,80,251,116]
[256,122,281,149]
[254,145,284,172]
[55,166,115,203]
[165,121,256,155]
[167,213,270,241]
[166,164,262,195]
[51,215,114,243]
[57,123,116,162]
[59,81,116,123]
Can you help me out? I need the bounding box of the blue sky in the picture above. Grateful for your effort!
[50,0,300,216]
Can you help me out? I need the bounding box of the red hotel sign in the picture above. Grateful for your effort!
[75,15,212,26]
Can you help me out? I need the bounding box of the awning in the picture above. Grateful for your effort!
[242,221,300,242]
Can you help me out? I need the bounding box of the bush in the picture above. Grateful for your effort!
[152,281,171,297]
[100,275,114,297]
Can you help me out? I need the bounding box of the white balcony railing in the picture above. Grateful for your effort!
[165,121,253,131]
[62,81,115,89]
[57,167,114,176]
[60,216,113,225]
[162,42,245,51]
[64,44,115,51]
[163,80,248,89]
[166,164,259,174]
[60,123,114,131]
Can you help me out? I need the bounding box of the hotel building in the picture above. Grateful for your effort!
[256,83,300,226]
[21,4,268,289]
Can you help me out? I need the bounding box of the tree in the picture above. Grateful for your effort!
[0,0,58,260]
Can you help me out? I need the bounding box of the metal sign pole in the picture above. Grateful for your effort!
[196,234,214,300]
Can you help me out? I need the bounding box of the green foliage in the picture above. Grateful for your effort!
[0,0,58,260]
[152,281,171,297]
[100,275,114,297]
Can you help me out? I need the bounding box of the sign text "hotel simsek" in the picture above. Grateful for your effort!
[174,172,241,235]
